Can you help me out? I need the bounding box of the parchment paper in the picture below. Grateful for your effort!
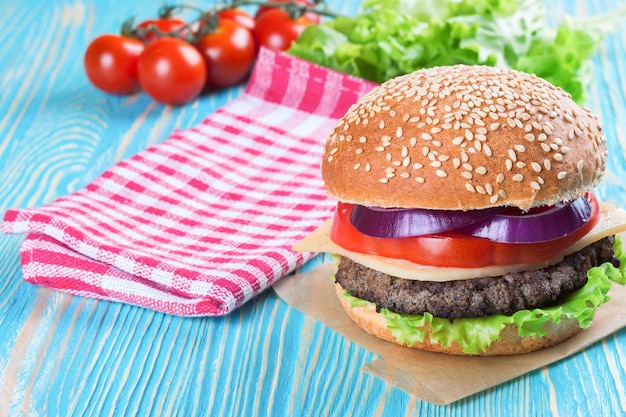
[272,261,626,405]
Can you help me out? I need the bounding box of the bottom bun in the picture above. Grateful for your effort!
[334,283,583,356]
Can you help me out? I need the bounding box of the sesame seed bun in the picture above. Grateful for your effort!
[334,282,583,356]
[322,65,607,210]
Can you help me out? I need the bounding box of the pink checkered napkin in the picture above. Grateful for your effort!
[0,48,377,316]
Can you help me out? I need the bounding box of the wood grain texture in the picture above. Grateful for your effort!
[0,0,625,416]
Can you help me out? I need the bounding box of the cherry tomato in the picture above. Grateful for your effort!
[195,19,256,89]
[218,8,256,32]
[330,194,600,268]
[253,8,313,51]
[255,0,320,24]
[137,38,207,106]
[84,34,145,95]
[136,18,187,44]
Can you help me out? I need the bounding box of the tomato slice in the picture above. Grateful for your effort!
[330,193,600,268]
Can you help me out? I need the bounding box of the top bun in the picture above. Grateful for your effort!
[321,65,607,210]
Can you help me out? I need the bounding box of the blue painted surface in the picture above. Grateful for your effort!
[0,0,625,416]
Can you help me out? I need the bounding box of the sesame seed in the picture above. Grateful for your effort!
[505,159,513,170]
[421,133,433,141]
[380,177,389,183]
[396,126,403,138]
[430,161,442,168]
[530,181,541,190]
[577,160,584,170]
[436,170,448,178]
[465,183,476,193]
[544,159,552,170]
[514,144,526,153]
[375,146,385,152]
[490,122,500,131]
[365,163,371,172]
[508,149,517,161]
[524,133,535,142]
[379,120,386,129]
[557,171,567,180]
[353,163,361,170]
[355,148,363,155]
[327,156,334,162]
[416,176,425,183]
[359,136,367,143]
[554,153,563,161]
[496,173,505,183]
[512,174,524,182]
[461,171,473,179]
[531,162,542,172]
[490,195,499,204]
[330,147,339,155]
[410,137,417,147]
[475,166,487,175]
[413,163,423,170]
[574,127,582,137]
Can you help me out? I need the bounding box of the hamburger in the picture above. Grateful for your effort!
[296,65,626,355]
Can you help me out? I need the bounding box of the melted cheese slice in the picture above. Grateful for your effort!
[294,203,626,282]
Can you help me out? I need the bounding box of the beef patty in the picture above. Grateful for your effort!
[334,236,617,320]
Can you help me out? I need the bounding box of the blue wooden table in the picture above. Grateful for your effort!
[1,0,625,416]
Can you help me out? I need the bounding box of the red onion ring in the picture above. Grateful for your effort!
[459,195,592,243]
[350,205,504,238]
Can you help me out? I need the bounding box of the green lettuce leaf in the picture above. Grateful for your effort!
[289,0,626,104]
[341,236,626,355]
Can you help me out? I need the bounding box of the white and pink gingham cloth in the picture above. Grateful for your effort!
[0,48,376,316]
